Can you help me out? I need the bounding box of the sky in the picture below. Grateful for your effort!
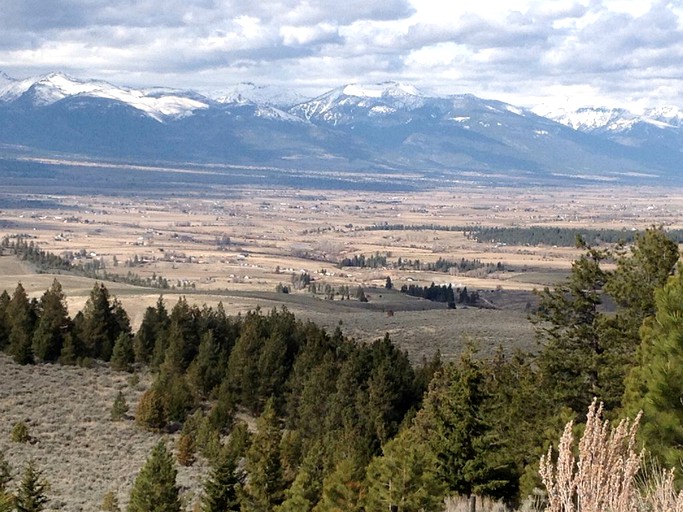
[1,0,682,111]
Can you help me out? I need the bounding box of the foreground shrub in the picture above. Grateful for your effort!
[539,398,683,512]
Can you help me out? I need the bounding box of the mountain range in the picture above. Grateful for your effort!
[0,71,681,188]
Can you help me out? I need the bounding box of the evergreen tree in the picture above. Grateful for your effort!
[110,333,134,372]
[0,451,12,512]
[313,458,365,512]
[242,398,286,511]
[128,441,181,512]
[15,460,48,512]
[0,290,10,351]
[186,331,223,399]
[32,279,71,362]
[534,229,679,415]
[58,333,80,365]
[201,449,241,512]
[413,348,515,499]
[81,283,119,360]
[226,313,265,412]
[134,297,169,365]
[153,368,195,424]
[533,244,611,413]
[176,433,196,467]
[7,283,36,365]
[111,391,129,421]
[135,388,166,431]
[365,335,417,447]
[364,429,445,512]
[277,442,325,512]
[623,268,683,469]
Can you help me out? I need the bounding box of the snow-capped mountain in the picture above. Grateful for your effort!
[0,72,209,121]
[538,105,683,134]
[0,70,681,186]
[533,106,636,132]
[216,82,306,108]
[290,82,428,124]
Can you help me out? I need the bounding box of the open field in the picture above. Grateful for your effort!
[2,184,683,359]
[0,353,208,511]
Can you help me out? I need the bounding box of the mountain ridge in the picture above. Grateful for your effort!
[0,70,681,187]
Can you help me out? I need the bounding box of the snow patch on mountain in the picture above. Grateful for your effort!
[290,81,427,124]
[0,72,208,121]
[216,82,306,108]
[644,106,683,127]
[536,105,683,134]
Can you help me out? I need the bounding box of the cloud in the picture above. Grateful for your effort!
[0,0,681,110]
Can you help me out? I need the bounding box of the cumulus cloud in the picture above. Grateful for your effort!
[0,0,681,109]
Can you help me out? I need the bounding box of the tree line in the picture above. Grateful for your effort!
[2,227,683,510]
[0,237,170,290]
[399,283,479,307]
[339,252,506,275]
[362,223,683,247]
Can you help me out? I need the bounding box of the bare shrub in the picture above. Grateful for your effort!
[443,495,511,512]
[539,398,642,512]
[637,464,683,512]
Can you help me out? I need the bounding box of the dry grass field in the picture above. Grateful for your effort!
[2,185,683,360]
[0,353,208,511]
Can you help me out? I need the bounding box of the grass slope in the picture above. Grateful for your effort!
[0,354,208,511]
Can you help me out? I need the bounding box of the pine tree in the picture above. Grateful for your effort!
[111,391,129,421]
[110,333,134,372]
[242,398,286,511]
[226,313,265,412]
[134,297,169,365]
[32,279,71,362]
[277,441,325,512]
[135,388,166,431]
[201,449,241,512]
[58,332,81,365]
[176,433,196,467]
[623,267,683,469]
[7,283,36,365]
[81,283,124,360]
[128,441,181,512]
[412,347,515,499]
[313,458,365,512]
[186,331,223,399]
[364,429,445,512]
[534,229,679,415]
[0,451,12,512]
[0,290,10,351]
[15,460,48,512]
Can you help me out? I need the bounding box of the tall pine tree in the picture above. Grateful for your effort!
[623,267,683,469]
[32,279,71,362]
[242,398,286,511]
[7,283,36,365]
[201,448,241,512]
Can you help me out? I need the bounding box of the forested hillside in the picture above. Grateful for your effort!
[0,227,682,511]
